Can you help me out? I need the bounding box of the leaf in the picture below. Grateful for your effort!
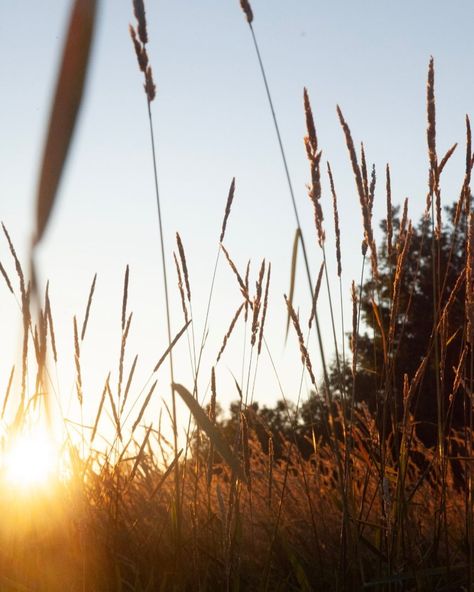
[173,383,246,483]
[34,0,98,246]
[285,228,302,340]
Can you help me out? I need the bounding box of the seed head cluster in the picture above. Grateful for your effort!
[129,1,156,102]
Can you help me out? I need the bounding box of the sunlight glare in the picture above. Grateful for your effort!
[3,428,59,489]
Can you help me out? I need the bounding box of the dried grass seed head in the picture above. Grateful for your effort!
[304,87,318,155]
[221,244,250,303]
[176,232,191,301]
[81,272,97,341]
[129,5,155,103]
[45,285,57,363]
[251,259,266,347]
[244,259,250,321]
[438,143,457,177]
[129,25,148,73]
[133,0,148,44]
[397,197,409,252]
[327,162,341,277]
[386,164,393,259]
[144,66,156,102]
[73,315,83,406]
[369,163,376,215]
[257,263,271,355]
[466,114,472,176]
[240,0,254,23]
[337,107,374,251]
[466,213,474,342]
[220,177,236,243]
[360,143,369,204]
[304,89,324,246]
[427,56,437,176]
[350,280,358,356]
[121,265,129,333]
[463,115,473,215]
[2,223,26,301]
[174,252,189,324]
[217,302,244,363]
[284,294,316,385]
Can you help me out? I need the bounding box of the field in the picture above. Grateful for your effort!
[0,1,473,590]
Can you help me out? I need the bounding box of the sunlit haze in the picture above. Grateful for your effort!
[2,426,60,490]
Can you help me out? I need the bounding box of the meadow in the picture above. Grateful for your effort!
[0,0,473,590]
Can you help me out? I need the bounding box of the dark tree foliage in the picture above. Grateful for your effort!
[207,389,346,462]
[350,202,468,446]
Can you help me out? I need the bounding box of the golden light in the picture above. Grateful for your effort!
[2,427,60,490]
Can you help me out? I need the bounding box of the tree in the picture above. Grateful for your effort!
[345,202,468,446]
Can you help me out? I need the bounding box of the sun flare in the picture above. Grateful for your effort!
[2,428,59,489]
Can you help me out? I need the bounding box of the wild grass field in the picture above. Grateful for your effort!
[0,0,473,590]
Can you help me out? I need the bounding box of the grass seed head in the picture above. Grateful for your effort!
[176,232,191,302]
[144,65,156,102]
[427,56,437,178]
[284,294,316,385]
[240,0,254,23]
[129,25,148,73]
[174,252,189,324]
[133,0,148,44]
[251,259,265,347]
[386,164,393,259]
[327,162,341,277]
[257,263,271,355]
[220,177,236,243]
[304,90,324,246]
[217,302,244,363]
[467,213,474,342]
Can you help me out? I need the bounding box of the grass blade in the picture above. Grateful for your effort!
[34,0,98,245]
[173,383,246,483]
[153,320,191,373]
[285,228,302,340]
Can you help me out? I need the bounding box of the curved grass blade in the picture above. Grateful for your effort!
[150,449,183,500]
[285,227,302,340]
[129,424,153,482]
[173,383,246,483]
[34,0,98,246]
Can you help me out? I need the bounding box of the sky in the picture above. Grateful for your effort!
[0,1,473,446]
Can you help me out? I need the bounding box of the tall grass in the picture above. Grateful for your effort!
[0,1,473,591]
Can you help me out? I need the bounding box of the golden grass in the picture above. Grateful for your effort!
[0,1,473,590]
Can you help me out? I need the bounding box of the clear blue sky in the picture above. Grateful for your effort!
[0,1,472,441]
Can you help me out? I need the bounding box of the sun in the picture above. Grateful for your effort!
[2,427,60,490]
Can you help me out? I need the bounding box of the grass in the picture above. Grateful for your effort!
[0,0,473,590]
